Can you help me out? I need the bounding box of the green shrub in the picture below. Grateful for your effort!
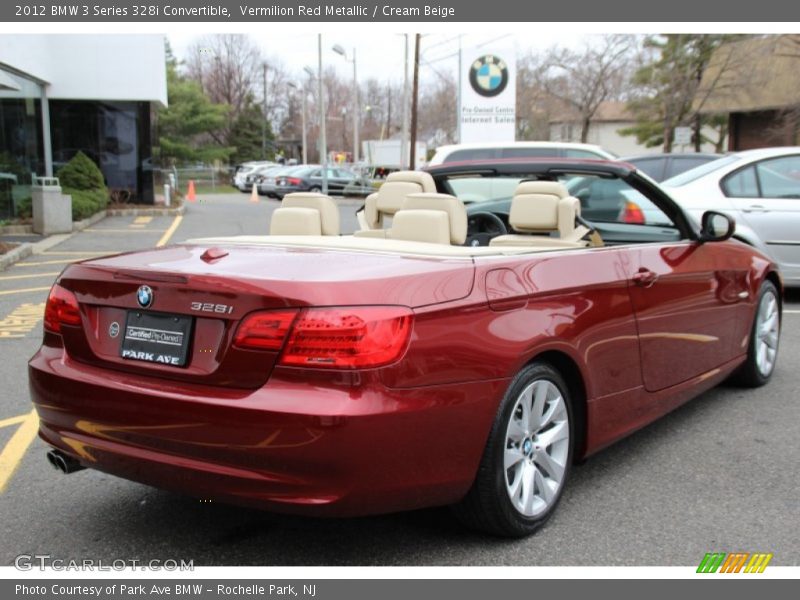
[15,196,32,219]
[66,188,108,220]
[57,151,106,191]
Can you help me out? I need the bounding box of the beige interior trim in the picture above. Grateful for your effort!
[186,235,586,258]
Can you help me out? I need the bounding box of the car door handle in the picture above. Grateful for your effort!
[743,204,769,213]
[632,268,659,288]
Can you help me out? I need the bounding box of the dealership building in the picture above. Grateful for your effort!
[0,35,167,218]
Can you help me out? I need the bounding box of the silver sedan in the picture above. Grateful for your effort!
[662,147,800,285]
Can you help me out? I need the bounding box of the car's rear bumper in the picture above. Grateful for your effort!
[29,345,503,517]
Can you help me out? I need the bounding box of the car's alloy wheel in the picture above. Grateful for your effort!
[731,280,780,387]
[453,362,574,537]
[754,286,780,378]
[503,379,570,518]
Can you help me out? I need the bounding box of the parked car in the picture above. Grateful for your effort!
[257,166,296,198]
[274,165,359,198]
[661,147,800,285]
[31,158,782,537]
[232,161,276,191]
[621,152,720,182]
[428,142,616,166]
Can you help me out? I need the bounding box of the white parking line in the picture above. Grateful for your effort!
[784,309,800,314]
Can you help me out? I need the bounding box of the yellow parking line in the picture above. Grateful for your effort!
[0,271,60,281]
[0,410,39,494]
[0,414,27,429]
[15,258,82,267]
[133,216,152,225]
[0,287,51,296]
[157,215,183,247]
[83,228,167,233]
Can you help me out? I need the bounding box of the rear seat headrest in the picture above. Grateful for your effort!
[390,209,451,245]
[269,207,322,236]
[364,171,438,228]
[403,192,467,245]
[278,192,340,235]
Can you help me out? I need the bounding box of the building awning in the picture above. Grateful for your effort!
[0,69,21,91]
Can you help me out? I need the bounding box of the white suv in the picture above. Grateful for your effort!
[428,142,616,166]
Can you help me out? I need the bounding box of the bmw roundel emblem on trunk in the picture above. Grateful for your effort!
[136,285,153,308]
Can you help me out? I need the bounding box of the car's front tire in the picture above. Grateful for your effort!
[453,361,574,537]
[731,280,781,387]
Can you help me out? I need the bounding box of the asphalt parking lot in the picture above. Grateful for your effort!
[0,193,798,567]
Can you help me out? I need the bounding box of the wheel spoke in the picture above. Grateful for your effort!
[520,463,534,512]
[519,388,533,433]
[534,466,554,505]
[539,394,563,430]
[506,417,525,443]
[530,381,548,430]
[536,420,568,449]
[504,447,524,470]
[507,462,524,501]
[764,331,778,349]
[534,448,565,482]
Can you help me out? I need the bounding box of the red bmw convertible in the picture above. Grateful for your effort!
[29,160,782,537]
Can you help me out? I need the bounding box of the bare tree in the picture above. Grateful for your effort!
[539,35,637,143]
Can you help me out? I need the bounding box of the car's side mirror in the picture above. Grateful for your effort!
[699,210,735,242]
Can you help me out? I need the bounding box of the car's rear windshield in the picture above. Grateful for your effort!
[662,155,740,187]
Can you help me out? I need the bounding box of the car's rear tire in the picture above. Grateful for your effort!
[310,186,322,193]
[730,280,781,387]
[453,361,574,537]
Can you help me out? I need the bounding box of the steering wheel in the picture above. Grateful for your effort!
[465,211,508,247]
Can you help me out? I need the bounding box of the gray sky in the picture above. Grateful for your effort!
[168,31,578,85]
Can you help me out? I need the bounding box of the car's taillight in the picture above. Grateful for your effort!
[280,306,413,369]
[286,177,302,186]
[621,201,645,224]
[234,310,298,351]
[43,284,81,333]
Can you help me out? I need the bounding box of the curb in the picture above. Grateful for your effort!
[0,224,33,235]
[106,205,186,217]
[0,243,33,271]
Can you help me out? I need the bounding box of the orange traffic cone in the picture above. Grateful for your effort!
[250,183,259,203]
[186,180,197,202]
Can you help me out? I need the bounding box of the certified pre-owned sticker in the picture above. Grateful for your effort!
[108,322,120,338]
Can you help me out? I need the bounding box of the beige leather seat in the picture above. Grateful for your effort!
[386,193,467,246]
[489,181,590,248]
[355,171,437,238]
[389,210,452,244]
[269,192,340,236]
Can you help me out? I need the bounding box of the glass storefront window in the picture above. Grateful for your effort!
[0,67,44,220]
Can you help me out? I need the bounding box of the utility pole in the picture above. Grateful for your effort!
[300,87,308,164]
[318,34,328,194]
[456,36,462,143]
[262,63,268,160]
[409,33,421,170]
[400,34,409,169]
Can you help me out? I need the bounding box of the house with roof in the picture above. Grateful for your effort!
[695,34,800,150]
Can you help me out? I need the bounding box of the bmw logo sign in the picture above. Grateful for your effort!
[469,55,509,98]
[136,285,153,308]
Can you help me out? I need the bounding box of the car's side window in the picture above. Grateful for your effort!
[562,175,676,228]
[564,149,603,159]
[755,156,800,199]
[722,166,759,197]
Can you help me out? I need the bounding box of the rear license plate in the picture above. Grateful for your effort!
[120,311,193,367]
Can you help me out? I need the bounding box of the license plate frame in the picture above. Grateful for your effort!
[120,310,193,367]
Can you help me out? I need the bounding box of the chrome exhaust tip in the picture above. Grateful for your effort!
[46,450,85,474]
